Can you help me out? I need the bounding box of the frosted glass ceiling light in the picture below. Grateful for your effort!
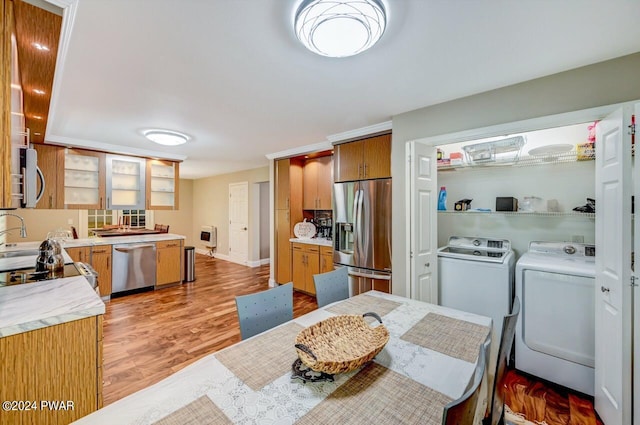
[295,0,386,58]
[143,129,190,146]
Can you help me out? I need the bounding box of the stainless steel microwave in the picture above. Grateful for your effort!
[10,146,45,208]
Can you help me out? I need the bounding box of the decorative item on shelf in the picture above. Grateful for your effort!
[496,197,518,212]
[437,149,444,160]
[454,199,473,211]
[294,312,389,376]
[293,218,316,239]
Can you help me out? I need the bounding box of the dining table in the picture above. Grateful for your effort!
[73,291,492,425]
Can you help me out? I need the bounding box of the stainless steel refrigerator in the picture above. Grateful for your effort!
[333,179,392,295]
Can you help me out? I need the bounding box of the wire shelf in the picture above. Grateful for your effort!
[438,210,595,219]
[437,150,594,171]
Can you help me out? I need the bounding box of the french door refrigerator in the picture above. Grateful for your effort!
[333,178,392,295]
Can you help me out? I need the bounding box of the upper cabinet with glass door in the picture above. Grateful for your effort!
[63,149,106,209]
[146,160,179,210]
[106,154,146,209]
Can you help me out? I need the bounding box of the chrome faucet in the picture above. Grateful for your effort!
[0,213,28,242]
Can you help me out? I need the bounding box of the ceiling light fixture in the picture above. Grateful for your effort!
[33,89,45,95]
[294,0,386,58]
[143,129,190,146]
[32,115,43,120]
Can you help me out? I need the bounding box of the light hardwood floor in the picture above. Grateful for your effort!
[102,254,601,425]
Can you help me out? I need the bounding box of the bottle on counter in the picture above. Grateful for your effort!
[438,186,447,211]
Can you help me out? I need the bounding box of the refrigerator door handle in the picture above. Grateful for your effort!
[348,270,392,280]
[353,188,362,262]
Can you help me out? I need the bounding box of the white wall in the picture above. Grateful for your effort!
[391,52,640,297]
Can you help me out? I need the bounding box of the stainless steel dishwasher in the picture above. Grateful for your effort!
[112,243,156,294]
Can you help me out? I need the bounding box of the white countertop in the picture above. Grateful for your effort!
[61,233,186,247]
[0,275,105,338]
[0,242,74,271]
[289,237,333,247]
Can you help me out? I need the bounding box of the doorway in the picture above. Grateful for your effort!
[229,182,249,265]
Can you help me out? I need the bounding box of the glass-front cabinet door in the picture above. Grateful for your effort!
[105,155,146,210]
[146,160,179,210]
[63,149,106,209]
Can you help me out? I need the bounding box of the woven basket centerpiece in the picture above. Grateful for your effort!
[294,312,389,375]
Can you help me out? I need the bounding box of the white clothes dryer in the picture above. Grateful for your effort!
[515,241,595,396]
[438,236,515,370]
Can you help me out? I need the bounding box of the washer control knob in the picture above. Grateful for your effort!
[563,245,576,255]
[601,286,610,293]
[473,239,481,246]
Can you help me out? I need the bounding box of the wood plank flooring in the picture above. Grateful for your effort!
[102,254,316,405]
[102,254,602,425]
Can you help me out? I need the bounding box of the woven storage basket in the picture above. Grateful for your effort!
[294,312,389,375]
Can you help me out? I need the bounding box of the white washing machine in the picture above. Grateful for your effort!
[515,241,595,396]
[438,236,515,369]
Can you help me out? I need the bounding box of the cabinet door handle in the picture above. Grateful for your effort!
[286,198,289,208]
[107,256,110,269]
[49,195,53,208]
[358,164,362,179]
[364,163,368,178]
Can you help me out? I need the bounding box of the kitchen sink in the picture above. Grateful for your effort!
[0,249,39,259]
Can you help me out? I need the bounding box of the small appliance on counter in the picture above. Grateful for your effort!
[35,239,64,277]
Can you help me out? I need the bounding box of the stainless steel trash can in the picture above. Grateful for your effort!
[184,246,195,282]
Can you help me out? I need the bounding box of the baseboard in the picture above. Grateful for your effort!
[194,249,269,268]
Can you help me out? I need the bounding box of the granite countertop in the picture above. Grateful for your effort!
[289,237,333,247]
[0,275,105,338]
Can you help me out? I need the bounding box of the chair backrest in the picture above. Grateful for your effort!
[235,283,293,340]
[313,267,349,308]
[486,296,521,425]
[154,224,169,233]
[70,226,78,239]
[442,343,487,425]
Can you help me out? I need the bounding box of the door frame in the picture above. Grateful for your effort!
[406,102,619,301]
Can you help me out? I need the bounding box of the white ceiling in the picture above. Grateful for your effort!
[46,0,640,179]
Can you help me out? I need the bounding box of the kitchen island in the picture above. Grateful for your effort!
[0,246,106,425]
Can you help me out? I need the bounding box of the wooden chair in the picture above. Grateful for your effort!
[235,283,293,340]
[154,224,169,233]
[483,297,521,425]
[313,267,349,308]
[442,343,487,425]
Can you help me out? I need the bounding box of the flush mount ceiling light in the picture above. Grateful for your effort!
[294,0,386,58]
[143,129,190,146]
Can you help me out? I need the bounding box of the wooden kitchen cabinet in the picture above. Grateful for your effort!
[146,160,179,210]
[320,246,334,274]
[291,242,319,295]
[0,315,103,424]
[303,155,333,210]
[274,158,303,284]
[334,133,391,182]
[33,143,63,209]
[91,246,112,297]
[65,246,91,263]
[275,209,292,283]
[62,148,106,209]
[156,239,183,286]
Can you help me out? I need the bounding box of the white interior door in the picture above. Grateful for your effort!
[407,141,437,302]
[594,106,633,425]
[229,182,249,265]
